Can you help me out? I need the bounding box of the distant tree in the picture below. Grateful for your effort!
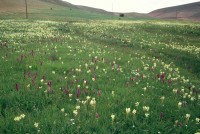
[119,14,124,17]
[25,0,28,19]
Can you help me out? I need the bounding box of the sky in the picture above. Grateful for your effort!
[62,0,199,13]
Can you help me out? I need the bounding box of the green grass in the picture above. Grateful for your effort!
[0,19,200,133]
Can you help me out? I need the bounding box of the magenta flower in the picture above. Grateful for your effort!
[32,79,35,86]
[48,80,52,87]
[42,76,45,81]
[97,90,101,96]
[76,88,81,98]
[160,112,164,120]
[24,70,26,79]
[83,88,87,95]
[15,83,19,91]
[160,73,165,83]
[28,71,31,77]
[47,80,52,91]
[64,89,69,95]
[96,112,99,119]
[31,50,34,57]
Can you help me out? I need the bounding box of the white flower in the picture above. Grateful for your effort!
[52,71,55,74]
[69,94,72,97]
[173,89,178,94]
[191,97,195,101]
[126,108,131,114]
[86,96,91,100]
[145,113,150,118]
[40,79,44,82]
[90,99,96,107]
[85,63,88,68]
[112,91,114,96]
[76,106,80,110]
[143,106,150,112]
[73,110,78,116]
[160,96,165,100]
[196,118,200,123]
[178,102,182,108]
[14,116,21,121]
[185,114,190,119]
[61,108,65,112]
[132,109,137,115]
[20,114,25,118]
[82,101,86,105]
[83,80,87,84]
[111,114,115,121]
[135,102,139,107]
[34,122,39,128]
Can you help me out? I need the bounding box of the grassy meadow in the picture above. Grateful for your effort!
[0,1,200,133]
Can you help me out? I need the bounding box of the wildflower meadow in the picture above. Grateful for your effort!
[0,19,200,133]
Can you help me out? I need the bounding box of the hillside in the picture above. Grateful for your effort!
[148,2,200,21]
[0,0,149,20]
[0,0,112,20]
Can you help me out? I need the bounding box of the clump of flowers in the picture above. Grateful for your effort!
[143,106,150,118]
[14,114,25,121]
[90,98,96,109]
[132,109,137,117]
